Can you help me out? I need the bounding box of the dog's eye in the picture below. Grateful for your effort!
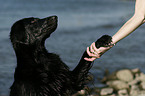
[31,19,38,24]
[31,20,36,23]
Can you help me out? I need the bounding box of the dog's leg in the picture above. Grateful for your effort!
[84,35,114,61]
[71,35,113,90]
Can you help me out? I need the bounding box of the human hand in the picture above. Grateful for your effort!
[84,42,114,62]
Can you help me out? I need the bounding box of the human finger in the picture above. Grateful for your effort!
[86,47,100,58]
[84,57,96,62]
[90,42,99,55]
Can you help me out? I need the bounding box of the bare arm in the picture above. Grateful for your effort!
[113,0,145,43]
[85,0,145,61]
[112,13,144,44]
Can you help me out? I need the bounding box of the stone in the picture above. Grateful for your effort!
[107,80,129,90]
[130,90,139,96]
[116,69,133,82]
[130,85,140,96]
[118,89,128,96]
[135,73,140,77]
[131,68,140,74]
[128,79,140,85]
[109,94,116,96]
[131,85,140,90]
[78,90,86,95]
[141,82,145,89]
[138,91,145,96]
[100,88,113,95]
[139,73,145,82]
[98,68,145,96]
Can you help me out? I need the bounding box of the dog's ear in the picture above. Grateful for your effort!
[10,20,27,45]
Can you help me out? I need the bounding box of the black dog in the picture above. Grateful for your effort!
[10,16,112,96]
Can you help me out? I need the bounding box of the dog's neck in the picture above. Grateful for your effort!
[14,42,47,67]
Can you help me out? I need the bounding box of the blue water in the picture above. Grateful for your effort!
[1,0,145,95]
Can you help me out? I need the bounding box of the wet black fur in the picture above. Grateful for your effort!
[10,16,112,96]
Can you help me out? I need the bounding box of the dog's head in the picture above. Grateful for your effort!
[10,16,57,47]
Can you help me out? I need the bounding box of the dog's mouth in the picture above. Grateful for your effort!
[47,16,58,25]
[44,16,57,28]
[42,16,58,34]
[34,16,58,39]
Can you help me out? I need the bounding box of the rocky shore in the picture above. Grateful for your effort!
[73,68,145,96]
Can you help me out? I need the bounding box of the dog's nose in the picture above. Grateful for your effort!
[45,16,58,21]
[51,16,57,20]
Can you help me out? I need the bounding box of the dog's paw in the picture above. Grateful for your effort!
[95,35,113,48]
[84,35,114,62]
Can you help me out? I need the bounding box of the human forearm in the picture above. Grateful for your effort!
[112,14,144,44]
[84,15,144,61]
[84,0,145,62]
[112,0,145,44]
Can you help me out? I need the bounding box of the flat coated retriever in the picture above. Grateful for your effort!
[10,16,112,96]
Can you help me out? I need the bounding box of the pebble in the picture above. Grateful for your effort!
[116,69,133,82]
[100,88,113,95]
[73,68,145,96]
[118,89,128,96]
[107,80,129,90]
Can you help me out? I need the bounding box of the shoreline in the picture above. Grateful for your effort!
[73,68,145,96]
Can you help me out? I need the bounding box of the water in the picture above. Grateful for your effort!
[0,0,145,95]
